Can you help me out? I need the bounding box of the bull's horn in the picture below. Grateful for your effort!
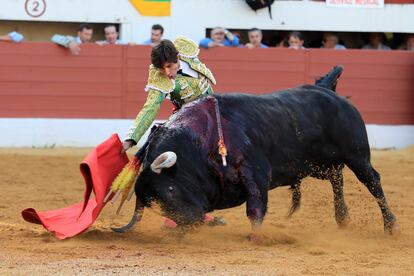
[150,151,177,174]
[111,198,144,233]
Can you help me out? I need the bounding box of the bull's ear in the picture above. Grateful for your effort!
[150,151,177,174]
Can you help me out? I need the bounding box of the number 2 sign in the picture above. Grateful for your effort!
[25,0,46,18]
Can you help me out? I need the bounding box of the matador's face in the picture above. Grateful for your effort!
[160,61,180,79]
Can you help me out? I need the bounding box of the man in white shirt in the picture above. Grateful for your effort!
[322,33,346,50]
[362,33,391,51]
[0,31,24,43]
[96,24,126,45]
[288,31,305,50]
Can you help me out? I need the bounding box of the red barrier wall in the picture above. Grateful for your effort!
[385,0,414,3]
[314,0,414,3]
[0,42,413,124]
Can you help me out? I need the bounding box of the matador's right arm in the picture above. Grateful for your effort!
[124,89,165,144]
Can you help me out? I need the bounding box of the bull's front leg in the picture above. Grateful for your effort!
[240,164,269,242]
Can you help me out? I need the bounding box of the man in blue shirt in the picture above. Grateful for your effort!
[199,27,239,49]
[142,24,164,46]
[245,28,268,49]
[51,23,93,55]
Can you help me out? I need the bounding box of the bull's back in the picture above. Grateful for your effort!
[162,86,370,208]
[216,85,369,170]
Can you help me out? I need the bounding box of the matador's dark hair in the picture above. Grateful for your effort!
[151,39,179,69]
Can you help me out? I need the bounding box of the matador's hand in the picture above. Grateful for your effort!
[121,140,134,154]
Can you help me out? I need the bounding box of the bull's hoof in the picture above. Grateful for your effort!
[246,233,266,245]
[246,233,259,243]
[384,220,400,236]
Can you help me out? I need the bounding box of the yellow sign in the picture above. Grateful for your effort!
[129,0,171,17]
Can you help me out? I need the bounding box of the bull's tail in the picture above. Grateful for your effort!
[315,65,344,92]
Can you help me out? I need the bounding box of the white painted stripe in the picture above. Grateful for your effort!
[0,118,413,149]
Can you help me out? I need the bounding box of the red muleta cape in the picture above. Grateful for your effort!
[21,134,129,240]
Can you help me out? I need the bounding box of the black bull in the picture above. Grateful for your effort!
[116,84,398,235]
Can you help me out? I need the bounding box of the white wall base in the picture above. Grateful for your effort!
[0,118,413,149]
[365,125,414,149]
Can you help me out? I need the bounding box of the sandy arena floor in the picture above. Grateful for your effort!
[0,146,413,275]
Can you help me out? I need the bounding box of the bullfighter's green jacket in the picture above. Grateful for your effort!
[125,36,216,143]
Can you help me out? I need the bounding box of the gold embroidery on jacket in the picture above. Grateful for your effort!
[173,36,216,85]
[174,36,199,58]
[145,65,175,94]
[127,89,164,142]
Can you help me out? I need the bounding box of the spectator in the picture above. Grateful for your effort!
[51,23,93,55]
[277,39,288,48]
[322,33,346,50]
[399,34,414,51]
[0,31,24,43]
[288,31,305,50]
[274,33,289,48]
[362,33,391,50]
[96,24,126,45]
[405,35,414,51]
[142,24,164,46]
[245,28,268,49]
[199,27,239,49]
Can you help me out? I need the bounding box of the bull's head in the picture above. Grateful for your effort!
[135,144,207,225]
[112,120,217,233]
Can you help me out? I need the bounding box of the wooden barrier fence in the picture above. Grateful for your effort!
[0,42,413,124]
